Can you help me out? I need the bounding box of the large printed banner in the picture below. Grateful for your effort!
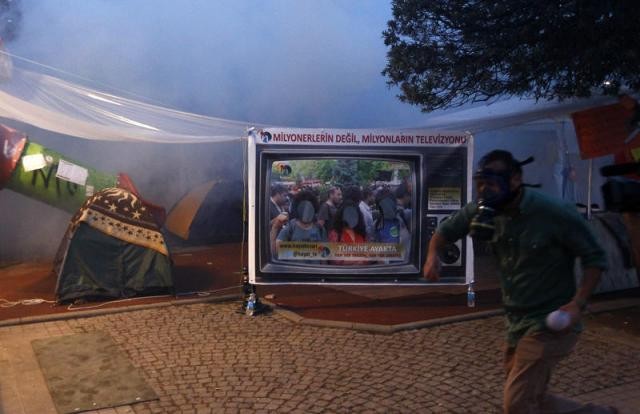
[248,125,474,284]
[255,127,469,147]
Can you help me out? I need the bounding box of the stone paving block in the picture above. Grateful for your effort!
[1,302,639,413]
[96,408,118,414]
[0,382,24,414]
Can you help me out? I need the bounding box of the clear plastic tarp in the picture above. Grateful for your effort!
[0,57,257,143]
[0,48,627,143]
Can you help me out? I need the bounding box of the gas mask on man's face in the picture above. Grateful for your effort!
[469,204,498,241]
[297,200,316,224]
[469,170,514,241]
[477,171,516,209]
[469,154,535,241]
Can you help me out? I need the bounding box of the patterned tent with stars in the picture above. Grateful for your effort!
[54,187,173,303]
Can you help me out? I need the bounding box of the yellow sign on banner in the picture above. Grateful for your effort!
[428,187,461,210]
[277,241,403,262]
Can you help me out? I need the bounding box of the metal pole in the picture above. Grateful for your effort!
[587,159,593,219]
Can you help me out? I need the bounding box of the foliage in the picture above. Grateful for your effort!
[287,159,335,183]
[334,159,358,186]
[285,159,406,187]
[383,0,640,112]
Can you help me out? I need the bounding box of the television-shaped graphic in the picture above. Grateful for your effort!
[247,128,474,285]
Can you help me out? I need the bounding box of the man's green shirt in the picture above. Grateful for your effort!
[438,189,607,346]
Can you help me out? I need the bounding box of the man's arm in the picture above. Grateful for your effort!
[559,267,602,325]
[270,212,288,230]
[558,207,608,326]
[269,213,289,255]
[317,203,328,228]
[423,204,476,282]
[423,232,448,282]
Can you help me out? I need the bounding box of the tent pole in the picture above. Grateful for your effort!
[587,159,593,219]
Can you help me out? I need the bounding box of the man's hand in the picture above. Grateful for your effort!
[271,212,289,231]
[557,267,601,329]
[275,212,289,226]
[558,300,583,328]
[423,255,441,282]
[423,232,448,282]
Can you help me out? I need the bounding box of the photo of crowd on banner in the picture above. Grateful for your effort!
[268,159,413,265]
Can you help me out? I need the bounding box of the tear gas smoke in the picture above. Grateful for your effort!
[0,1,428,261]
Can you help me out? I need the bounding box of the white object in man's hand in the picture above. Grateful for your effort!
[545,310,571,331]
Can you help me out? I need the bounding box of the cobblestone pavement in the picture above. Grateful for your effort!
[1,302,639,413]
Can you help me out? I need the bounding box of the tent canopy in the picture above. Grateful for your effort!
[165,180,244,244]
[54,187,173,302]
[0,60,624,143]
[420,96,620,133]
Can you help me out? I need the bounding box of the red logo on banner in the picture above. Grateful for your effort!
[571,96,640,159]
